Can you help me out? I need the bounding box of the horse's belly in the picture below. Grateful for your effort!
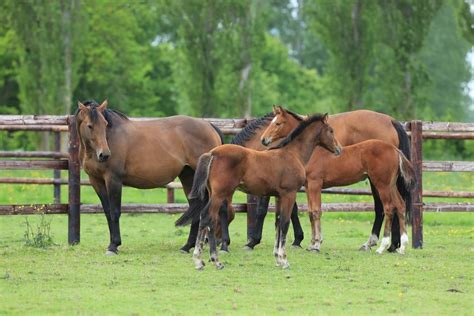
[122,170,177,189]
[237,182,277,197]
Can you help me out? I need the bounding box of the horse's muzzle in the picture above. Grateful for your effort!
[261,137,271,146]
[97,151,111,162]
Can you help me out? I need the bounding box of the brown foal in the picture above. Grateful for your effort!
[177,114,341,269]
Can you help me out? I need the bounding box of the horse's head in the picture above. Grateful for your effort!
[260,105,301,146]
[316,113,342,156]
[76,100,111,162]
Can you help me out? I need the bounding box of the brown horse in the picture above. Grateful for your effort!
[260,106,414,253]
[176,114,342,269]
[245,107,411,251]
[75,100,223,254]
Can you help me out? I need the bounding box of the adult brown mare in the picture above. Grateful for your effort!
[260,106,413,252]
[255,106,411,252]
[176,114,342,269]
[75,100,223,254]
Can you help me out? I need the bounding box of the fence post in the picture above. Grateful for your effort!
[167,187,175,203]
[68,115,81,245]
[53,131,61,204]
[410,120,423,248]
[246,194,258,241]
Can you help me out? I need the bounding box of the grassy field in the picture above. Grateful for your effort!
[0,170,473,314]
[1,212,473,315]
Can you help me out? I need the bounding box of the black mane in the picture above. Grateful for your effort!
[270,113,326,150]
[231,112,275,146]
[75,100,129,127]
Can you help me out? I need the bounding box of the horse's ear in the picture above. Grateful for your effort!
[323,113,329,123]
[78,101,88,112]
[98,99,108,112]
[277,105,285,115]
[272,105,280,115]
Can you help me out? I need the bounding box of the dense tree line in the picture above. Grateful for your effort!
[0,0,472,157]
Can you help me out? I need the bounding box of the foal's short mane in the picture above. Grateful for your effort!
[270,113,326,150]
[75,100,129,127]
[284,109,304,121]
[231,112,275,146]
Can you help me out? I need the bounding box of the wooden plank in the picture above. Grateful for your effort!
[410,121,423,248]
[0,125,68,132]
[0,115,68,125]
[423,161,474,172]
[0,151,68,159]
[422,132,474,140]
[0,160,68,170]
[422,122,474,132]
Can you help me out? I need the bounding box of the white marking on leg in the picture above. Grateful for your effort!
[360,234,378,251]
[397,233,409,255]
[376,237,390,254]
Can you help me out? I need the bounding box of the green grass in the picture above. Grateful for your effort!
[1,212,473,315]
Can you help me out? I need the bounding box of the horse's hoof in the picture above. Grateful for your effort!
[359,245,370,251]
[219,249,229,254]
[387,245,398,253]
[282,262,290,270]
[180,245,193,253]
[291,243,303,249]
[105,250,118,256]
[376,249,384,254]
[216,262,225,270]
[195,260,205,270]
[243,245,254,251]
[396,248,406,255]
[306,246,320,253]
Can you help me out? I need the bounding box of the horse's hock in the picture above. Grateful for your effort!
[0,114,473,248]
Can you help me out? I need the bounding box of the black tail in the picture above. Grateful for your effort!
[210,123,224,145]
[392,120,412,224]
[175,153,213,226]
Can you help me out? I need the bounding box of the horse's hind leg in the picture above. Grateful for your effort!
[246,196,270,250]
[218,200,231,252]
[394,193,409,254]
[376,191,395,254]
[275,193,295,269]
[290,202,304,248]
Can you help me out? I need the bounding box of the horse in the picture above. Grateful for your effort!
[75,100,223,255]
[261,106,411,252]
[255,105,412,251]
[176,114,342,269]
[230,113,305,249]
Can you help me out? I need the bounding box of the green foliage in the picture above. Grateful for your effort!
[0,0,472,158]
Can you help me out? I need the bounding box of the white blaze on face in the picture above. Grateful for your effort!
[271,116,278,123]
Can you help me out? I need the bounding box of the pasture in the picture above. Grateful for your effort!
[0,171,473,315]
[1,213,472,315]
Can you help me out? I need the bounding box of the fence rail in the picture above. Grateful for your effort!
[1,114,473,249]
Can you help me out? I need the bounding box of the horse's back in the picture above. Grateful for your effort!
[328,110,398,147]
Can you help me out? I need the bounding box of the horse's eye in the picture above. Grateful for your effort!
[275,122,281,126]
[87,124,93,130]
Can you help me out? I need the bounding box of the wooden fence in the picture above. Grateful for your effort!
[0,115,473,248]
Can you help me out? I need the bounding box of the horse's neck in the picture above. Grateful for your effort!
[282,124,320,164]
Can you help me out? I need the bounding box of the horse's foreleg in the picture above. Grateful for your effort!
[276,194,295,269]
[273,198,281,265]
[90,177,115,255]
[246,196,270,250]
[290,202,304,248]
[106,178,123,254]
[306,180,323,253]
